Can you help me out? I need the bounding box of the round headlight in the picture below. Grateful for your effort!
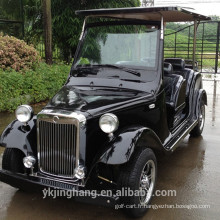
[99,113,119,134]
[15,105,33,123]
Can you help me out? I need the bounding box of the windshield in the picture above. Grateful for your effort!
[74,23,159,70]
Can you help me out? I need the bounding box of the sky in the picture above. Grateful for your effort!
[151,0,220,16]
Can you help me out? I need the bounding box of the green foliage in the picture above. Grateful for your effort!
[0,0,24,38]
[0,0,22,21]
[52,0,140,61]
[0,34,41,71]
[23,0,140,61]
[166,17,220,43]
[210,15,220,21]
[164,22,219,61]
[77,23,150,65]
[78,57,90,65]
[0,63,70,112]
[23,0,43,45]
[164,23,220,70]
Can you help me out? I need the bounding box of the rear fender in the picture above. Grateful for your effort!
[192,89,207,119]
[97,126,163,165]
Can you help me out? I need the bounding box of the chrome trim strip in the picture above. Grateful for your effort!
[37,173,85,187]
[38,109,86,123]
[169,120,198,152]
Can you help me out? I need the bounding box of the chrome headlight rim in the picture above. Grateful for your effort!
[99,113,119,134]
[15,105,33,123]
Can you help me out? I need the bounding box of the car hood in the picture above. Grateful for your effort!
[45,85,153,117]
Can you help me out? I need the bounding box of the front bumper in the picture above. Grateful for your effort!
[0,169,118,207]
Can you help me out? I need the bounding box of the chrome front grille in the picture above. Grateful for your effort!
[38,120,77,178]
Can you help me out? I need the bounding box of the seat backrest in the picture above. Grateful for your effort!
[164,58,185,71]
[164,58,193,97]
[164,62,173,75]
[174,69,194,96]
[164,74,186,111]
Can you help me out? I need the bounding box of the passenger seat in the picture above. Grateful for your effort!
[164,58,194,97]
[163,62,186,111]
[163,62,186,128]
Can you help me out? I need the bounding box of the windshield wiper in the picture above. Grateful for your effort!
[120,78,145,83]
[92,64,141,77]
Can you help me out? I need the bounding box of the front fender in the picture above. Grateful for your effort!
[97,126,163,165]
[0,116,37,156]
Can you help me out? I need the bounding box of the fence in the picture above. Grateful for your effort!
[0,0,24,39]
[36,40,61,60]
[164,21,220,74]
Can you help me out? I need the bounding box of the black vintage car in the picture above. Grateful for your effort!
[0,7,210,218]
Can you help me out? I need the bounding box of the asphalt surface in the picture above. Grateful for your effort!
[0,79,219,220]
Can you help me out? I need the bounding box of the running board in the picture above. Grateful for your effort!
[164,119,198,152]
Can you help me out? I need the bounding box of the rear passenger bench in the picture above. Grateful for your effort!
[164,58,195,98]
[163,58,193,128]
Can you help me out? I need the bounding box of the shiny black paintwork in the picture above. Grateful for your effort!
[0,67,206,173]
[0,117,37,156]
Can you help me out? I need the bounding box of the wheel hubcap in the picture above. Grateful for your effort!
[139,160,156,205]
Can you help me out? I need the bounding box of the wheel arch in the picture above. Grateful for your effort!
[190,71,207,119]
[194,89,207,119]
[0,116,37,157]
[96,125,163,166]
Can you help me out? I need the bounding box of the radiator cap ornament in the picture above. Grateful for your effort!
[53,116,59,123]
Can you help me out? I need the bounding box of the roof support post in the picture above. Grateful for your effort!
[193,20,198,71]
[160,15,164,40]
[214,22,220,74]
[79,17,89,40]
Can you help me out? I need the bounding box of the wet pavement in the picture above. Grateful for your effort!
[0,79,220,220]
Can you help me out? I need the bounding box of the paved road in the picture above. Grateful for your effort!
[0,80,219,220]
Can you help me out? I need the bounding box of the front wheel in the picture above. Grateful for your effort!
[117,147,157,218]
[190,101,205,137]
[2,148,24,173]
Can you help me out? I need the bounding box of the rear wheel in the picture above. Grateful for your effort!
[117,147,157,218]
[190,101,205,137]
[2,148,25,173]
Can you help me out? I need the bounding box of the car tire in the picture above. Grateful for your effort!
[190,101,205,137]
[2,148,24,173]
[117,147,157,218]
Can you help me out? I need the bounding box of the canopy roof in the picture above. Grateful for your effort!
[76,6,211,22]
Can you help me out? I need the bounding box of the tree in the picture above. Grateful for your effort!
[0,0,24,38]
[51,0,140,62]
[23,0,140,62]
[23,0,42,45]
[42,0,52,64]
